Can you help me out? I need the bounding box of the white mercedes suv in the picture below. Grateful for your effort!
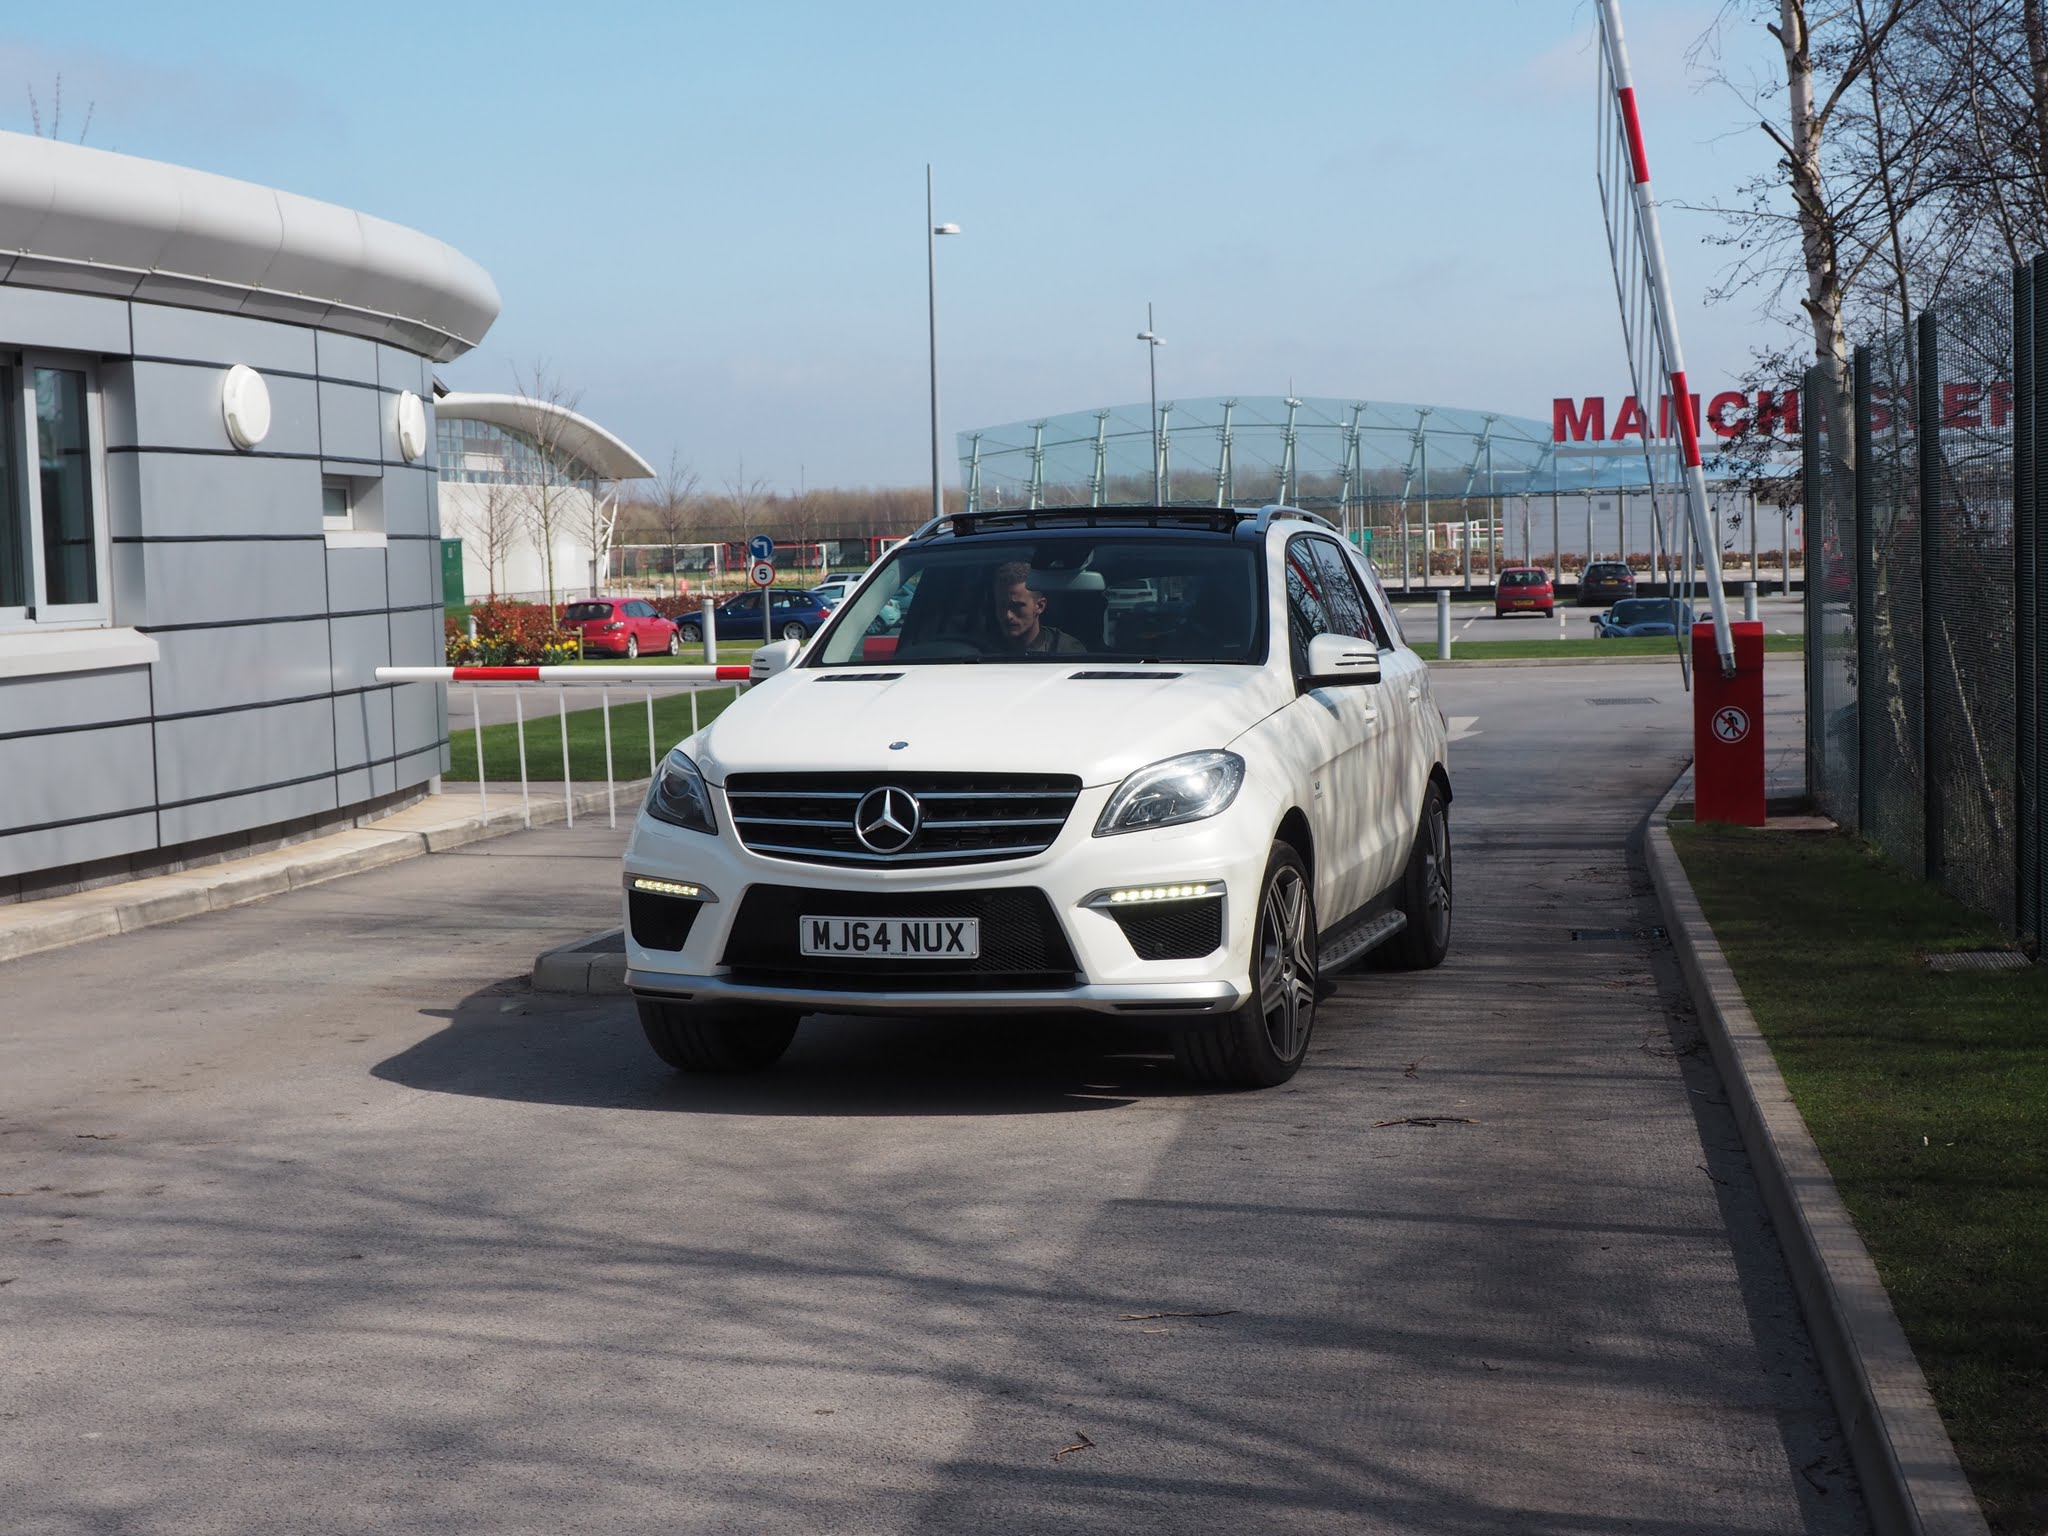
[621,505,1451,1088]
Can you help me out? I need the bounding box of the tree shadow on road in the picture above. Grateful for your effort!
[372,979,1203,1117]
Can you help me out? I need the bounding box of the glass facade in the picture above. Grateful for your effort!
[435,416,600,490]
[957,396,1688,517]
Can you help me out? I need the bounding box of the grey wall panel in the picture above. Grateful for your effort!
[328,613,391,695]
[132,452,321,540]
[318,380,382,462]
[0,285,130,354]
[153,697,334,804]
[110,540,148,627]
[388,604,442,666]
[0,812,155,880]
[104,445,142,540]
[140,538,328,628]
[392,681,442,756]
[333,685,394,773]
[387,538,438,608]
[382,466,432,536]
[101,361,139,450]
[0,667,151,734]
[148,623,332,716]
[394,744,440,793]
[127,362,319,457]
[377,344,427,397]
[159,776,338,847]
[425,479,442,538]
[0,723,156,834]
[334,765,371,805]
[325,546,388,616]
[371,755,396,798]
[130,306,317,374]
[315,330,378,385]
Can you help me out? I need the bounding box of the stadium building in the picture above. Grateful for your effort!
[958,394,1801,588]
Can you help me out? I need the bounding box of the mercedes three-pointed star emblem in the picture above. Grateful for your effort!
[853,786,921,854]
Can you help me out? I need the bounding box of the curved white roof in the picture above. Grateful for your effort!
[0,131,499,362]
[436,392,655,481]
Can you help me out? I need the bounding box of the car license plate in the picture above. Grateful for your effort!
[799,916,980,959]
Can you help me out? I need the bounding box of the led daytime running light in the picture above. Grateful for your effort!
[631,877,704,899]
[1106,883,1217,904]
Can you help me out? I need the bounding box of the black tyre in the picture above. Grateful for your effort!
[679,622,702,643]
[780,620,809,641]
[637,999,799,1073]
[626,634,640,659]
[1174,842,1318,1089]
[1382,781,1452,970]
[666,629,681,656]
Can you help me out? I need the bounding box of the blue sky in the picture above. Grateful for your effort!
[6,1,1791,490]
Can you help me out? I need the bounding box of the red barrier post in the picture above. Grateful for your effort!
[1692,620,1766,825]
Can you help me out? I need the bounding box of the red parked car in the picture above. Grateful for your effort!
[560,598,681,658]
[1494,566,1555,617]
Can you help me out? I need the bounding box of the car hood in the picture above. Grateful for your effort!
[689,663,1289,787]
[1609,622,1678,636]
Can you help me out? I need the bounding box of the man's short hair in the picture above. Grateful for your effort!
[993,560,1035,591]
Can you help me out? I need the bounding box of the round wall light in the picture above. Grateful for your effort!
[396,391,428,462]
[221,364,272,450]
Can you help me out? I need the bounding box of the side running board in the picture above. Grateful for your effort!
[1319,909,1407,976]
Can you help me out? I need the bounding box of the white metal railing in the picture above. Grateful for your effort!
[374,663,751,831]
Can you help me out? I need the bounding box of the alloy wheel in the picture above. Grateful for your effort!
[1256,867,1316,1062]
[1422,801,1452,946]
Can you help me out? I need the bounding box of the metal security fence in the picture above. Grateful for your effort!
[1804,257,2047,952]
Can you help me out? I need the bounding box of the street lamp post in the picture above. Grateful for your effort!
[927,165,961,525]
[1137,303,1164,504]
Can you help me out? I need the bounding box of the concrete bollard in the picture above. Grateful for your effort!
[1436,589,1451,660]
[699,597,718,663]
[1742,580,1758,622]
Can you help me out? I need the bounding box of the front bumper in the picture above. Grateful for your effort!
[621,778,1269,1018]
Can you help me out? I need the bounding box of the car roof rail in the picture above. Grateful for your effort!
[909,503,1338,542]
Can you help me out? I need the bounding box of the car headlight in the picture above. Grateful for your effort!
[1094,750,1245,836]
[646,748,717,834]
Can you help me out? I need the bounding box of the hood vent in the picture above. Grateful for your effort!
[814,672,904,683]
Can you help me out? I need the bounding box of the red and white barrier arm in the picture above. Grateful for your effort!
[375,665,754,684]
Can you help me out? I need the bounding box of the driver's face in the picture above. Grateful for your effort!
[996,581,1044,644]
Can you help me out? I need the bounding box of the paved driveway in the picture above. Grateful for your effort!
[0,657,1862,1534]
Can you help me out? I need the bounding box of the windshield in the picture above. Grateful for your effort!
[1611,599,1683,624]
[811,535,1267,666]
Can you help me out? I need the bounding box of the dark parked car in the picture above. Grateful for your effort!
[1493,566,1554,617]
[679,588,835,643]
[1590,597,1697,638]
[561,598,681,658]
[1577,561,1636,606]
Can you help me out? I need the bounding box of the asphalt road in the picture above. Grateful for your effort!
[0,656,1864,1535]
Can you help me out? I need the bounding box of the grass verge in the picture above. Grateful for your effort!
[1428,634,1804,662]
[446,686,745,781]
[1670,822,2046,1533]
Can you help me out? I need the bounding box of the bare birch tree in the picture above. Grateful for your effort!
[649,452,701,596]
[457,475,525,599]
[508,361,587,615]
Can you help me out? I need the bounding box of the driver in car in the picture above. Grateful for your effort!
[993,561,1086,654]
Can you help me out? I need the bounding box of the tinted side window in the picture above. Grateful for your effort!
[1303,538,1374,643]
[1284,537,1335,676]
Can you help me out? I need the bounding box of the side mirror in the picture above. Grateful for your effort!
[1302,632,1382,690]
[750,639,801,681]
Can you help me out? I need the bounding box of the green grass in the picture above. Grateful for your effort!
[1427,634,1805,662]
[1671,823,2047,1533]
[446,685,746,781]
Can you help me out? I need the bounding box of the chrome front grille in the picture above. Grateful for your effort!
[723,772,1082,867]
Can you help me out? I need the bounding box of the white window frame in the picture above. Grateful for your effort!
[0,351,112,632]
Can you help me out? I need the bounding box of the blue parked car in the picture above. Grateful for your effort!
[677,589,835,644]
[1589,597,1697,638]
